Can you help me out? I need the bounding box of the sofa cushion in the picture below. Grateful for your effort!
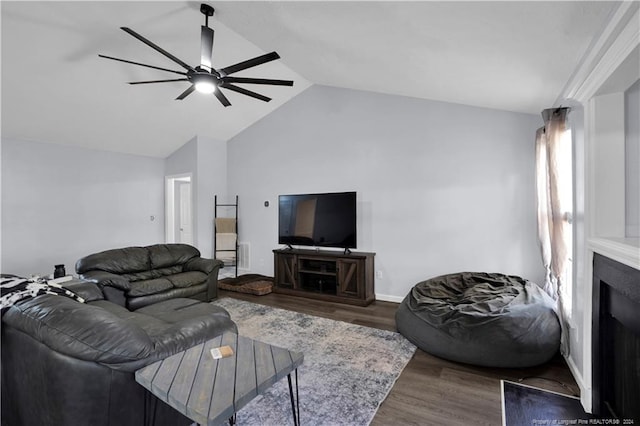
[121,270,159,282]
[91,298,238,367]
[135,298,231,324]
[3,295,153,365]
[167,271,207,288]
[132,299,237,356]
[82,270,131,291]
[120,266,177,282]
[148,244,199,269]
[126,284,208,311]
[76,246,150,275]
[127,278,173,297]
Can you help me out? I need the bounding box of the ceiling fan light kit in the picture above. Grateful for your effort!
[99,3,293,107]
[193,74,217,94]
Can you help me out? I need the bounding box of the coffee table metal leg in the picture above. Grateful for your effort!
[287,369,300,426]
[295,369,300,424]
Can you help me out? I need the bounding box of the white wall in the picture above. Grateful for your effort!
[227,85,544,300]
[1,138,165,277]
[164,135,227,259]
[195,136,227,259]
[625,79,640,237]
[165,136,197,177]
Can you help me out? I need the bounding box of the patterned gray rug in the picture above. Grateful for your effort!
[212,298,416,425]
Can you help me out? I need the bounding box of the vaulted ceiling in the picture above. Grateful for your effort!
[1,1,619,157]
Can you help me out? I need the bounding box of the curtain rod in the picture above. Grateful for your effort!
[541,106,570,123]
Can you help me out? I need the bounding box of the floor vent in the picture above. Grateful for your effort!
[238,242,250,270]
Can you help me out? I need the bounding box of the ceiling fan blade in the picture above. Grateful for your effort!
[120,27,195,72]
[99,54,188,76]
[221,83,271,102]
[129,78,189,85]
[200,26,214,70]
[219,52,280,76]
[176,85,196,100]
[214,89,231,107]
[222,76,293,86]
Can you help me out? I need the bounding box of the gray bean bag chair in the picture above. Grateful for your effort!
[395,272,560,368]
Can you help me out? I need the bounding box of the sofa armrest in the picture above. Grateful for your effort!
[184,257,223,301]
[2,296,153,366]
[63,281,105,302]
[183,257,223,275]
[80,270,131,291]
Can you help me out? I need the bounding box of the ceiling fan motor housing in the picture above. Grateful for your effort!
[192,72,217,86]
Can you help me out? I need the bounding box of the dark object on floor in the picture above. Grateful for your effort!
[502,380,592,425]
[395,272,560,367]
[1,279,236,426]
[76,243,223,310]
[219,274,274,296]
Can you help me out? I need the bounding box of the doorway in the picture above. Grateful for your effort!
[165,174,194,245]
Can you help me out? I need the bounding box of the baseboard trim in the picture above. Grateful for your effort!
[564,353,592,413]
[375,293,403,303]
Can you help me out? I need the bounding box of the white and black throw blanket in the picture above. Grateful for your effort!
[0,275,85,312]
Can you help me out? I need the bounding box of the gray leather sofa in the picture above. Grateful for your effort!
[1,281,236,426]
[76,243,223,310]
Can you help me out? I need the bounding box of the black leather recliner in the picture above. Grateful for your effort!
[76,243,223,310]
[1,281,237,426]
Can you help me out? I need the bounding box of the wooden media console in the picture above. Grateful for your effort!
[273,248,375,306]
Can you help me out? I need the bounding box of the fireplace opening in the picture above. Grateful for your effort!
[592,254,640,421]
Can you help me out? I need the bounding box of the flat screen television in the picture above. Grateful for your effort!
[278,191,357,249]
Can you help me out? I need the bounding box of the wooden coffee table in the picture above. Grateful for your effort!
[135,333,303,426]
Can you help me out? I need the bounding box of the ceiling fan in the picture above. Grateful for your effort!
[99,3,293,107]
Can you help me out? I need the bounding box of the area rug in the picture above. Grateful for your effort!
[211,298,416,425]
[501,380,593,426]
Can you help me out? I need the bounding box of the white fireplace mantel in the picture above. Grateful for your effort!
[589,237,640,272]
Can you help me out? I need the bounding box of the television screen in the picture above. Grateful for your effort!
[278,191,357,249]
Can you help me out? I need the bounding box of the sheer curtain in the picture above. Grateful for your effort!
[536,107,572,354]
[535,127,554,296]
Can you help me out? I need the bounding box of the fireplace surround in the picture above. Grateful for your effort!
[591,253,640,420]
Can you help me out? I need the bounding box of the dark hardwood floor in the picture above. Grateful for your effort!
[219,289,580,425]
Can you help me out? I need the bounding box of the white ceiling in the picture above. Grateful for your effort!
[1,1,619,158]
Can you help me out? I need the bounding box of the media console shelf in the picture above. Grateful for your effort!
[273,248,375,306]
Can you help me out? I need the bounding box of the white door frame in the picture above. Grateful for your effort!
[165,173,194,244]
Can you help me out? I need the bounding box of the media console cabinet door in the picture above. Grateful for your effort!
[337,258,362,298]
[275,253,297,289]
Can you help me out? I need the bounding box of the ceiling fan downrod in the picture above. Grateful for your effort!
[200,3,214,27]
